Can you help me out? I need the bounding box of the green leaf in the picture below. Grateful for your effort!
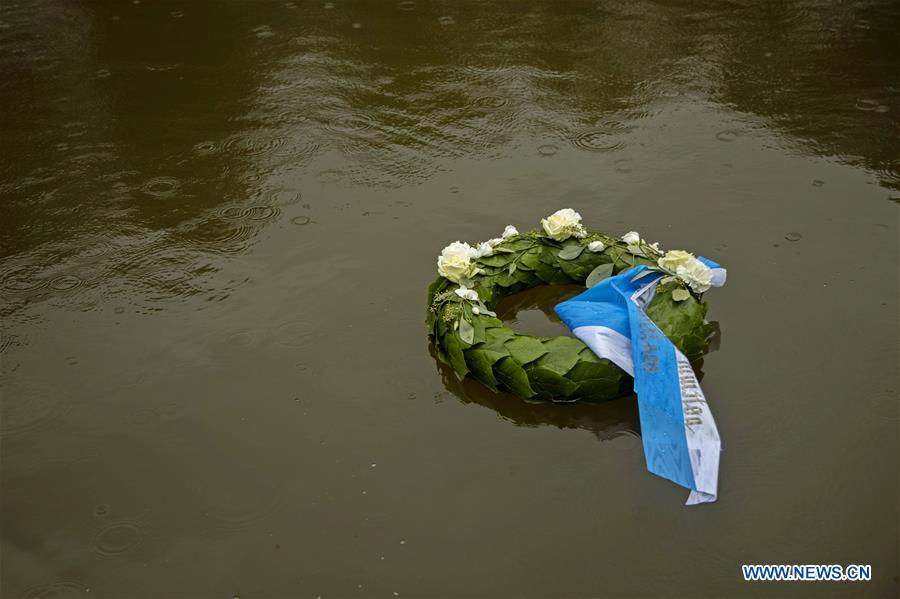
[558,244,585,260]
[525,366,579,398]
[493,357,536,398]
[505,336,549,365]
[503,238,535,252]
[574,378,626,401]
[494,272,518,287]
[475,301,496,317]
[508,262,517,275]
[464,348,506,391]
[476,254,512,268]
[585,263,615,287]
[458,316,475,344]
[443,330,470,379]
[566,360,619,384]
[558,256,592,282]
[671,288,690,302]
[534,337,584,375]
[519,248,542,270]
[533,261,557,283]
[512,268,534,285]
[631,268,659,283]
[484,326,516,346]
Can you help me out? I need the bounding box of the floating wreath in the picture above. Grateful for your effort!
[426,209,716,402]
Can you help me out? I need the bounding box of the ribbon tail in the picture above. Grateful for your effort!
[686,490,717,505]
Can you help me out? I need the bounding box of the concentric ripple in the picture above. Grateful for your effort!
[715,130,740,142]
[1,265,48,293]
[219,206,251,220]
[184,218,256,255]
[854,99,888,112]
[0,380,69,438]
[325,113,374,134]
[198,477,286,537]
[94,519,145,558]
[537,144,558,156]
[222,134,286,157]
[107,246,201,303]
[48,274,83,291]
[193,140,218,154]
[244,205,279,221]
[573,130,624,152]
[142,176,181,198]
[217,205,279,221]
[273,320,314,348]
[262,189,303,207]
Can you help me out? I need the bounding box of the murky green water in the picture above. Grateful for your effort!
[1,1,898,597]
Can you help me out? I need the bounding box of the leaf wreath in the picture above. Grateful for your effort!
[427,229,714,402]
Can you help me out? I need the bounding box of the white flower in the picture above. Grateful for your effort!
[437,241,480,283]
[473,241,494,258]
[541,208,587,241]
[587,240,605,253]
[454,284,480,301]
[488,226,518,247]
[648,242,662,254]
[657,250,712,293]
[657,249,693,271]
[472,306,480,315]
[622,231,641,245]
[677,261,712,293]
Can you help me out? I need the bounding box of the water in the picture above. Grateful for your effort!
[1,1,898,596]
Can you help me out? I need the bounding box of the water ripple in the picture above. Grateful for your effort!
[0,380,70,438]
[94,519,145,558]
[573,130,624,152]
[325,113,374,134]
[141,176,181,198]
[222,134,286,157]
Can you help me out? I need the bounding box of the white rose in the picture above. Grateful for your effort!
[657,249,694,271]
[437,241,479,283]
[454,285,480,301]
[622,231,641,245]
[587,240,605,253]
[473,241,494,258]
[541,208,587,241]
[658,250,712,293]
[501,225,519,239]
[676,261,712,293]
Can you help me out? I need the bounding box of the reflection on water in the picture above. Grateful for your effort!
[435,355,641,442]
[1,0,898,597]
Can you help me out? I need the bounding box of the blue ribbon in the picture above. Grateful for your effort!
[555,258,726,504]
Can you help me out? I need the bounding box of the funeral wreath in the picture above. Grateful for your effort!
[426,209,717,402]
